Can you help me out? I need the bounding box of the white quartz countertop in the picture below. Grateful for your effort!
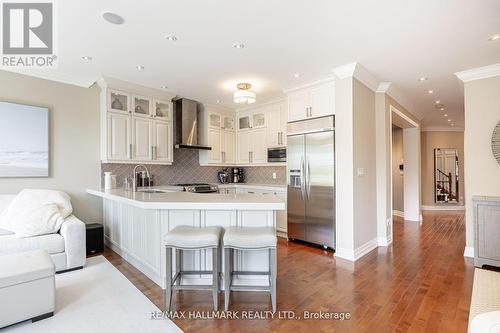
[217,183,286,192]
[86,188,286,210]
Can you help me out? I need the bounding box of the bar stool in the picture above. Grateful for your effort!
[165,226,222,311]
[223,226,277,312]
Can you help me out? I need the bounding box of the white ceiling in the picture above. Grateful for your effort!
[16,0,500,127]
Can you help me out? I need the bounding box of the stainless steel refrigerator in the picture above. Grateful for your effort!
[287,116,335,249]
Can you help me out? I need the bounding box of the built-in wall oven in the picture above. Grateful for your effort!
[267,147,286,162]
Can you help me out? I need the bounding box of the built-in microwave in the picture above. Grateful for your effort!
[267,147,286,162]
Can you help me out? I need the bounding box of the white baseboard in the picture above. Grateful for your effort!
[335,238,378,262]
[392,210,404,218]
[422,205,465,211]
[377,234,392,246]
[464,246,474,258]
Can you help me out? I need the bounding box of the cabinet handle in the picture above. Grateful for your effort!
[129,144,133,159]
[309,107,313,117]
[277,132,280,145]
[151,146,154,159]
[249,151,251,163]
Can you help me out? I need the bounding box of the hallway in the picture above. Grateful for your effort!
[104,212,473,332]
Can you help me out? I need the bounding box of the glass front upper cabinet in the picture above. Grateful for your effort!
[238,115,251,130]
[154,100,171,120]
[252,112,266,128]
[223,116,235,130]
[108,90,129,113]
[209,113,222,128]
[132,96,151,117]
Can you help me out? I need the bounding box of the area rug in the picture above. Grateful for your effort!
[468,268,500,332]
[4,256,182,333]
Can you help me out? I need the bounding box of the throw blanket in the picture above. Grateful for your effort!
[0,189,72,238]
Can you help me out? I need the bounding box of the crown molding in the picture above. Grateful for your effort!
[1,68,97,88]
[332,62,357,79]
[282,77,335,94]
[236,97,286,112]
[376,82,392,93]
[98,76,177,100]
[377,81,422,120]
[422,126,464,132]
[455,63,500,82]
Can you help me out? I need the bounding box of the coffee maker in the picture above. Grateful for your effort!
[232,168,244,183]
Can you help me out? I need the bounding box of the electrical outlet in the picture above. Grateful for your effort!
[357,168,365,177]
[272,172,277,179]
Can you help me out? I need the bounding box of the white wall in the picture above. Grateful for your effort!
[392,127,404,212]
[0,70,102,222]
[463,75,500,251]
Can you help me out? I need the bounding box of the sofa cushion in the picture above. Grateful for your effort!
[0,233,65,255]
[0,249,55,289]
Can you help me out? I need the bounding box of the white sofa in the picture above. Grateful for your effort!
[0,194,86,272]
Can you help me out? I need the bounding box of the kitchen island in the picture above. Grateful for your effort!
[86,188,285,288]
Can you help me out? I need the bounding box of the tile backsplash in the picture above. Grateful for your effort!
[101,149,286,187]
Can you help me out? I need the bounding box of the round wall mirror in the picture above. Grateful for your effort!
[493,120,500,166]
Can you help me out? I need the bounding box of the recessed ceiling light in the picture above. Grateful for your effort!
[444,114,448,117]
[294,73,301,78]
[447,119,451,122]
[165,35,177,41]
[450,123,455,126]
[160,85,168,89]
[488,34,500,41]
[428,90,434,94]
[439,108,445,111]
[102,12,124,25]
[135,65,144,70]
[81,56,92,61]
[233,42,245,49]
[435,100,440,104]
[418,77,428,81]
[216,99,222,104]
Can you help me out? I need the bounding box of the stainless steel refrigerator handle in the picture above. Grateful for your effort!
[300,157,305,200]
[306,159,311,200]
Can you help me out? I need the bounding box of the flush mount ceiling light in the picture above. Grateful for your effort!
[102,12,124,25]
[135,65,144,70]
[165,35,177,41]
[233,42,245,49]
[81,56,92,61]
[418,77,428,81]
[488,34,500,41]
[233,83,256,104]
[428,90,434,94]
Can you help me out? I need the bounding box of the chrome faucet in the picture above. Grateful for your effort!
[132,164,150,192]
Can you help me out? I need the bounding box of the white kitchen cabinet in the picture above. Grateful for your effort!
[152,120,173,163]
[287,80,334,122]
[221,130,235,164]
[238,110,266,130]
[266,102,287,147]
[107,112,131,160]
[237,128,266,164]
[222,115,235,131]
[208,112,222,129]
[207,127,222,163]
[132,118,152,161]
[99,77,175,165]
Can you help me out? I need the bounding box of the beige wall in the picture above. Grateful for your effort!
[421,131,464,206]
[0,70,102,222]
[352,78,377,249]
[464,75,500,249]
[392,127,404,212]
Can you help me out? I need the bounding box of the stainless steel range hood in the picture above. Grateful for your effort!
[174,98,211,150]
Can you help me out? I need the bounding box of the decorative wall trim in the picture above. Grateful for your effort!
[335,238,378,262]
[392,210,404,218]
[377,234,392,246]
[422,126,465,132]
[463,246,474,258]
[422,205,465,211]
[455,63,500,82]
[390,105,420,128]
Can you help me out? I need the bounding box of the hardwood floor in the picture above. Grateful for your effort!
[103,211,474,333]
